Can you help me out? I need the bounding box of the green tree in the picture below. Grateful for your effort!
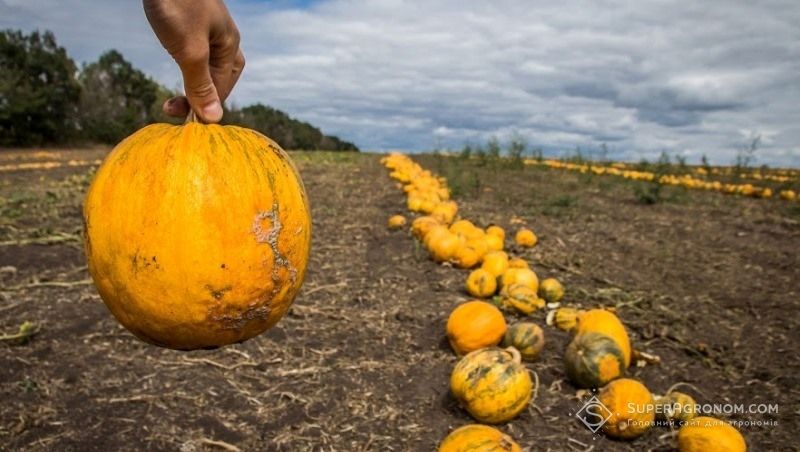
[700,154,710,173]
[507,133,526,168]
[486,136,501,159]
[0,29,81,145]
[78,50,160,144]
[225,103,357,151]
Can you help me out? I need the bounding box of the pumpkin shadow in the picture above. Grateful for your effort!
[439,389,469,418]
[438,335,453,353]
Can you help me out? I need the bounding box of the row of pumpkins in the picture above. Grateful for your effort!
[380,153,747,452]
[529,158,798,202]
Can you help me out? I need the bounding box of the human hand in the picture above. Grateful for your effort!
[143,0,245,123]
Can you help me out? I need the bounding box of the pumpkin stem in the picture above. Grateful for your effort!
[505,346,522,364]
[184,110,198,125]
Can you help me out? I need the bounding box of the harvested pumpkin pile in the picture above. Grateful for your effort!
[381,153,748,451]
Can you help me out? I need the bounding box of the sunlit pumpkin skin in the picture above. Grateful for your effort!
[425,226,462,262]
[450,347,533,424]
[500,283,544,314]
[678,417,746,452]
[500,267,539,293]
[485,225,506,241]
[432,201,459,225]
[438,424,521,452]
[507,258,529,269]
[538,278,564,303]
[84,122,311,350]
[598,378,655,439]
[564,332,625,388]
[485,233,504,252]
[655,391,697,423]
[575,309,631,367]
[481,251,510,277]
[450,219,478,237]
[411,215,441,239]
[453,245,482,269]
[407,195,424,212]
[466,268,498,298]
[515,228,537,247]
[465,237,489,260]
[502,322,544,361]
[387,214,407,229]
[446,301,507,355]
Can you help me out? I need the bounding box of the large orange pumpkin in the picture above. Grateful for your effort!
[83,122,311,350]
[446,301,507,355]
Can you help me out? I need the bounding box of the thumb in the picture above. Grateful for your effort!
[176,49,224,123]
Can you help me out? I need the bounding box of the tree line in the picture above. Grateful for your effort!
[0,29,358,151]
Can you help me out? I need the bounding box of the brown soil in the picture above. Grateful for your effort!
[1,149,798,451]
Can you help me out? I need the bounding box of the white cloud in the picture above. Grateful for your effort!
[2,0,799,165]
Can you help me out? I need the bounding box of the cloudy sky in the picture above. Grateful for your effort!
[2,0,799,166]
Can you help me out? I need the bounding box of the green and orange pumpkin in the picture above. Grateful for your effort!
[502,322,545,361]
[450,347,533,424]
[564,331,626,388]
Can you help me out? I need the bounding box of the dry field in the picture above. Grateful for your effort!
[1,149,798,451]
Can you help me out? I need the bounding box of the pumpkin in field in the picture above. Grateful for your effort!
[515,228,537,247]
[481,251,509,277]
[677,417,746,452]
[450,347,533,424]
[446,301,507,355]
[83,121,311,350]
[500,283,544,314]
[538,278,564,303]
[485,233,504,252]
[465,237,489,260]
[431,201,458,225]
[655,391,697,423]
[453,245,482,269]
[597,378,655,439]
[466,268,497,298]
[438,424,520,452]
[546,307,582,331]
[450,219,478,237]
[507,257,529,269]
[486,225,506,241]
[387,214,407,229]
[411,215,441,239]
[502,322,545,361]
[425,226,462,262]
[564,331,626,388]
[574,309,631,367]
[407,195,424,212]
[500,267,539,293]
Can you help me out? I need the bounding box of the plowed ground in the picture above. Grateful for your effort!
[1,149,798,451]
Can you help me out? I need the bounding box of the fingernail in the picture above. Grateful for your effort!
[203,101,223,121]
